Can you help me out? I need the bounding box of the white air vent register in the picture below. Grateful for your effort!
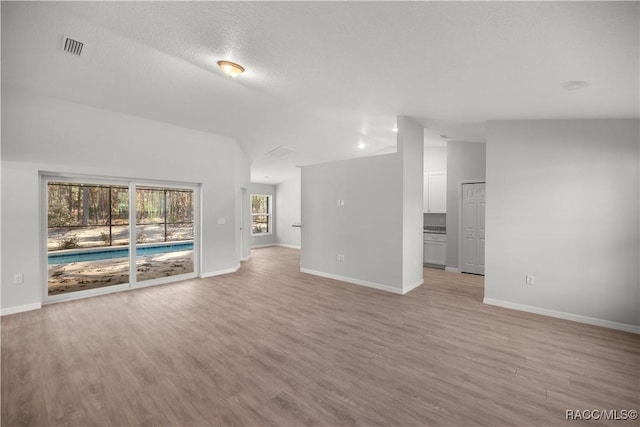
[266,146,295,158]
[61,35,84,56]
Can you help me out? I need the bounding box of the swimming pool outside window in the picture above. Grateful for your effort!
[46,179,197,298]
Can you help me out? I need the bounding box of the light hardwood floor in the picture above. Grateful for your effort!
[2,247,639,426]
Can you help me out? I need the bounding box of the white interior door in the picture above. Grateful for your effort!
[461,182,486,275]
[477,185,486,275]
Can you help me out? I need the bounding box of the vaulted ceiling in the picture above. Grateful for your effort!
[2,1,638,183]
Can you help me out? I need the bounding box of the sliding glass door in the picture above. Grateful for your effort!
[45,177,198,300]
[135,186,194,283]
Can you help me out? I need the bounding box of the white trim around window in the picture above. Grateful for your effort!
[40,172,201,304]
[250,194,272,236]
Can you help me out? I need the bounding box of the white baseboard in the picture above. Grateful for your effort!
[1,302,42,316]
[240,255,251,261]
[200,264,240,278]
[483,298,640,334]
[403,279,424,295]
[276,243,301,249]
[251,243,277,249]
[251,244,301,250]
[300,268,404,295]
[445,267,460,273]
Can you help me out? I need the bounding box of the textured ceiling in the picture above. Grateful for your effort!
[2,1,638,183]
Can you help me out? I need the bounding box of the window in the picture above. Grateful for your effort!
[136,187,194,243]
[47,182,130,251]
[45,178,197,299]
[251,194,271,235]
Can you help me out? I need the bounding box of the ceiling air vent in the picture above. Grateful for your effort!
[266,146,295,158]
[61,35,84,56]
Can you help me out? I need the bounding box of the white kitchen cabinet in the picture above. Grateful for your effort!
[424,233,447,265]
[423,171,447,213]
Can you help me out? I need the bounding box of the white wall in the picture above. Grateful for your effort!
[446,141,486,269]
[399,116,425,292]
[1,88,249,311]
[300,116,424,294]
[301,154,404,291]
[235,153,251,261]
[275,170,301,249]
[424,213,446,227]
[485,119,640,330]
[248,183,276,247]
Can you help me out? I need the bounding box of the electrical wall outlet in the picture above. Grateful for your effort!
[525,275,535,285]
[336,253,345,262]
[13,274,24,284]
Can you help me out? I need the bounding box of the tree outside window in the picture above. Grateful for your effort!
[251,194,271,235]
[47,182,194,250]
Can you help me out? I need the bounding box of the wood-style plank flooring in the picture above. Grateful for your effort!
[2,247,639,426]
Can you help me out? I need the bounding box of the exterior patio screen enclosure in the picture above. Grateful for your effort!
[46,179,198,299]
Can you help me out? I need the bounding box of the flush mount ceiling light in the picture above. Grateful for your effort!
[357,142,366,149]
[217,60,245,78]
[392,126,399,132]
[562,80,589,91]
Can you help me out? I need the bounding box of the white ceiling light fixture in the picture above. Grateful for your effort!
[392,126,399,132]
[562,80,589,91]
[217,60,245,78]
[357,142,365,149]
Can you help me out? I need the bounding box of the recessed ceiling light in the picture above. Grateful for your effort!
[562,80,589,91]
[357,142,365,149]
[217,60,245,78]
[392,126,398,132]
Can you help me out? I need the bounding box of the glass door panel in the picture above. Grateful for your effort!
[47,182,130,296]
[135,186,194,283]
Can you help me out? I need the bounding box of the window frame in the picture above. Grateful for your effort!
[250,194,272,236]
[41,172,201,304]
